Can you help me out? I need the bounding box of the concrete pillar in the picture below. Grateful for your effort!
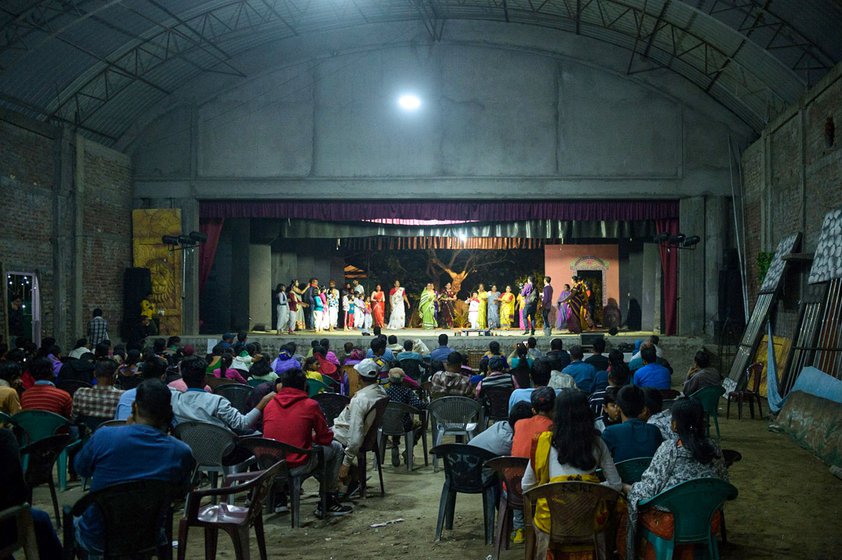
[678,197,706,335]
[53,127,76,348]
[249,245,272,329]
[704,196,729,335]
[229,219,250,331]
[641,243,659,331]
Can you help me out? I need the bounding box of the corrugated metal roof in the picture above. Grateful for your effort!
[0,0,839,144]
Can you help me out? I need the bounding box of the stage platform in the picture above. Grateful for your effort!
[179,329,709,376]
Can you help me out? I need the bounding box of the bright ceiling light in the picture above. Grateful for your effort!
[397,94,422,111]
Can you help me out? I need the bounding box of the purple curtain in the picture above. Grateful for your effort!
[656,219,679,336]
[199,218,224,291]
[200,200,678,222]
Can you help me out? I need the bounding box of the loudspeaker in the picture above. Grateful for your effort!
[122,268,151,336]
[580,333,605,347]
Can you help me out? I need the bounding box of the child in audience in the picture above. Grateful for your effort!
[511,387,556,458]
[601,385,663,462]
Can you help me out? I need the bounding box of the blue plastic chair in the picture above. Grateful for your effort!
[638,478,738,559]
[11,410,81,491]
[614,456,653,484]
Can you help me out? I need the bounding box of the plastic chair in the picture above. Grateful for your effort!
[238,437,325,528]
[510,365,532,390]
[638,478,738,560]
[357,397,390,499]
[0,504,39,560]
[306,378,328,397]
[177,460,285,560]
[481,386,514,426]
[215,384,256,414]
[55,379,91,397]
[77,415,113,434]
[523,481,625,558]
[311,393,350,427]
[20,434,71,527]
[690,386,726,440]
[727,362,764,419]
[397,358,425,381]
[12,410,81,491]
[614,456,653,484]
[96,419,127,430]
[205,376,236,392]
[485,456,528,560]
[173,421,238,489]
[378,402,428,471]
[430,444,498,544]
[247,378,266,388]
[63,479,188,560]
[428,396,483,471]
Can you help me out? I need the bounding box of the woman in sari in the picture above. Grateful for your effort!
[372,285,386,328]
[486,284,501,329]
[499,285,515,329]
[516,291,526,330]
[388,280,410,330]
[560,277,589,333]
[522,390,622,559]
[291,279,306,330]
[419,283,437,330]
[477,284,488,329]
[555,283,572,330]
[438,282,457,328]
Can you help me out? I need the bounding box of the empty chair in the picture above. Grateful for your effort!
[690,386,726,440]
[430,444,498,545]
[11,410,80,491]
[306,378,328,397]
[637,478,739,560]
[615,456,654,484]
[523,481,625,559]
[63,479,188,559]
[177,460,285,560]
[311,393,350,427]
[378,402,428,471]
[356,397,390,499]
[485,456,528,560]
[215,384,255,414]
[427,396,483,471]
[20,434,72,527]
[727,362,764,420]
[238,437,324,528]
[173,421,238,488]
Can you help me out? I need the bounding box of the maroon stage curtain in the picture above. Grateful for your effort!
[656,219,679,336]
[200,200,678,222]
[199,218,224,291]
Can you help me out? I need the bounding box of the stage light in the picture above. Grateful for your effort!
[398,94,421,111]
[162,235,180,245]
[653,233,670,243]
[189,231,208,243]
[682,235,701,248]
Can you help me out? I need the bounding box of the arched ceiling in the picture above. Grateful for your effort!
[1,0,841,146]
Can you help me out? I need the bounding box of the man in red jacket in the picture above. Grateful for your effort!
[262,367,351,518]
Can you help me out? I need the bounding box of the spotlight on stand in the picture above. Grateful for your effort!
[653,232,670,244]
[682,235,701,249]
[189,231,208,243]
[162,235,180,245]
[653,232,700,250]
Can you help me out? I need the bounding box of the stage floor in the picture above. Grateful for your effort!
[244,327,656,338]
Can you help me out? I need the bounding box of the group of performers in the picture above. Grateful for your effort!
[276,275,603,334]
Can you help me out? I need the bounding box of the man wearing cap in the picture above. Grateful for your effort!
[333,358,388,493]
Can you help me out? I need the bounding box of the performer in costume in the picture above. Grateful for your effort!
[420,283,437,330]
[327,286,339,332]
[438,282,457,328]
[555,283,572,330]
[291,279,306,330]
[286,283,299,334]
[363,297,373,331]
[486,284,501,329]
[371,284,386,328]
[275,284,289,334]
[388,280,410,329]
[516,290,526,330]
[353,293,365,329]
[477,284,489,329]
[467,292,480,329]
[499,285,515,329]
[521,276,538,335]
[560,276,591,333]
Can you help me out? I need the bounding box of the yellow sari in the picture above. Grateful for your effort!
[500,292,515,328]
[477,290,488,329]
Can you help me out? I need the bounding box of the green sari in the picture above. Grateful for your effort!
[420,289,437,329]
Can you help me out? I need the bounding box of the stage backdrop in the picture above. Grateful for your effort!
[132,209,182,334]
[544,245,620,326]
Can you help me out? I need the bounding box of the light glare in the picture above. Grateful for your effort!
[398,94,422,111]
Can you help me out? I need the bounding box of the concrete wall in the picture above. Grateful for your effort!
[742,62,842,308]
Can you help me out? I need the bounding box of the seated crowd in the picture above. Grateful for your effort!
[0,327,728,559]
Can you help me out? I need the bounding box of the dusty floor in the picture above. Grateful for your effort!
[40,403,842,560]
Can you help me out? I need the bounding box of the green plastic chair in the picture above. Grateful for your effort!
[638,478,738,560]
[614,456,653,484]
[12,410,82,491]
[690,386,726,440]
[306,378,328,397]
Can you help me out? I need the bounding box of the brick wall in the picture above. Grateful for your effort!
[81,141,132,339]
[0,118,59,344]
[741,62,842,305]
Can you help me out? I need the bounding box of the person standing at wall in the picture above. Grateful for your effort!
[87,308,110,347]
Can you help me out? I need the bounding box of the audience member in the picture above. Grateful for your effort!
[475,357,515,397]
[525,337,543,360]
[642,387,674,441]
[73,379,195,556]
[545,338,571,371]
[601,385,663,462]
[561,345,597,392]
[20,357,72,417]
[86,308,110,347]
[682,349,722,395]
[68,338,90,360]
[58,350,96,384]
[588,366,626,418]
[397,339,422,363]
[0,361,22,414]
[430,334,454,364]
[386,335,403,356]
[212,351,247,384]
[469,401,533,457]
[511,387,556,458]
[72,359,124,420]
[632,344,671,390]
[478,341,507,374]
[509,342,533,369]
[430,352,472,396]
[115,355,168,419]
[384,367,427,467]
[584,337,610,371]
[247,358,278,386]
[272,343,301,375]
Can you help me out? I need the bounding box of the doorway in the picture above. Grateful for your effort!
[5,271,42,347]
[577,270,603,326]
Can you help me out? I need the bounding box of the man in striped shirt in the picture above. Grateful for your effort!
[20,357,72,418]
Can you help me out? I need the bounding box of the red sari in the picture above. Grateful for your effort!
[372,290,386,328]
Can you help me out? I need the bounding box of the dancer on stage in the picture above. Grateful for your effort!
[477,284,488,329]
[291,279,306,330]
[342,291,352,330]
[363,296,373,331]
[499,285,515,329]
[521,276,538,335]
[372,284,386,328]
[328,280,340,331]
[287,283,300,334]
[438,282,457,328]
[560,276,591,333]
[275,283,288,334]
[487,284,501,329]
[555,283,572,330]
[516,288,526,330]
[388,280,410,329]
[467,292,480,329]
[420,283,437,330]
[353,292,365,329]
[541,276,553,337]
